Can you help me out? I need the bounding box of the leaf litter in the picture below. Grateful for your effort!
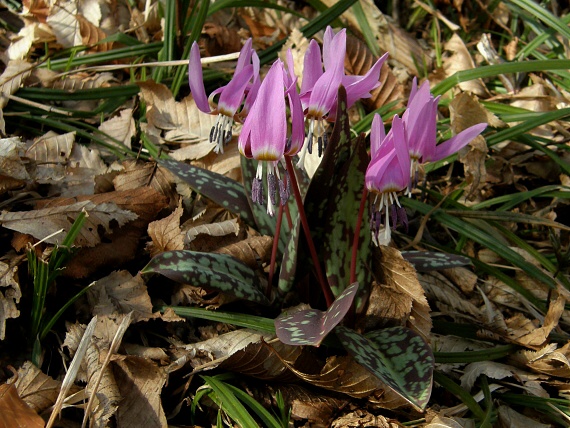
[0,0,569,427]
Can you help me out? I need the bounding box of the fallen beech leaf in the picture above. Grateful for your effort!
[332,410,401,428]
[0,200,137,247]
[88,271,157,322]
[77,14,113,52]
[216,235,273,270]
[15,361,62,414]
[0,60,33,108]
[371,247,432,342]
[498,405,552,428]
[513,343,570,378]
[443,34,488,97]
[0,258,21,340]
[0,374,45,428]
[0,137,30,181]
[147,203,185,257]
[113,356,168,427]
[460,361,541,391]
[97,109,135,152]
[46,1,81,48]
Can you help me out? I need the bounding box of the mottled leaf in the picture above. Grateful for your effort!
[141,250,269,305]
[275,282,359,346]
[401,251,472,272]
[277,214,302,294]
[321,133,371,297]
[335,325,434,411]
[158,158,256,227]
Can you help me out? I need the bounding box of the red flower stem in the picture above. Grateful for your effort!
[267,202,284,298]
[285,156,334,307]
[350,187,368,284]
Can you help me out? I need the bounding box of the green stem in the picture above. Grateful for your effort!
[285,156,334,307]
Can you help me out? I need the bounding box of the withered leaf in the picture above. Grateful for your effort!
[0,200,137,247]
[0,376,44,428]
[88,271,157,322]
[0,258,21,340]
[147,203,185,257]
[15,361,62,414]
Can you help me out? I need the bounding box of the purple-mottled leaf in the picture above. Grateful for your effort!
[141,250,269,305]
[401,251,471,272]
[335,325,434,411]
[275,282,359,346]
[158,158,256,227]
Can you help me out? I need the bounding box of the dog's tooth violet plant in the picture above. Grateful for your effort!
[188,38,260,153]
[148,25,488,412]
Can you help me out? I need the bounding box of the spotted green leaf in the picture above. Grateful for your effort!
[158,158,256,227]
[335,325,434,411]
[401,251,471,272]
[275,282,359,346]
[321,133,370,297]
[141,250,269,305]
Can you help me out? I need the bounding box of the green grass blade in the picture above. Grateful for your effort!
[201,376,260,428]
[507,0,570,41]
[434,371,486,420]
[225,383,283,428]
[431,60,570,95]
[209,0,303,18]
[351,1,380,57]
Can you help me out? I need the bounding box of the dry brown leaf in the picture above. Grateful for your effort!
[113,160,178,210]
[41,187,168,277]
[218,340,302,382]
[0,257,22,340]
[460,361,541,391]
[171,282,237,308]
[442,34,488,97]
[0,373,45,428]
[498,405,552,428]
[344,34,404,113]
[199,22,243,57]
[424,414,473,428]
[0,138,30,181]
[77,14,113,52]
[507,291,566,348]
[46,0,81,48]
[332,411,402,428]
[5,22,55,62]
[0,60,33,110]
[138,80,218,154]
[113,356,168,427]
[147,203,185,257]
[440,266,478,294]
[0,200,137,247]
[512,342,570,378]
[369,247,432,342]
[185,218,240,244]
[25,131,74,182]
[15,361,62,414]
[122,343,169,363]
[87,271,157,322]
[97,109,135,152]
[215,235,273,269]
[51,72,117,91]
[361,281,413,330]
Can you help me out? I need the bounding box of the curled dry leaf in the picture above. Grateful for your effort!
[97,109,135,152]
[199,22,243,56]
[87,270,158,323]
[332,410,402,428]
[0,258,22,340]
[77,14,113,52]
[185,218,240,244]
[0,60,33,108]
[368,246,432,342]
[215,235,273,270]
[460,361,542,391]
[512,342,570,378]
[0,138,30,181]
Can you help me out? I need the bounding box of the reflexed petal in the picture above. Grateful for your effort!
[391,116,411,186]
[343,52,388,107]
[286,81,305,156]
[235,38,253,73]
[323,28,346,72]
[431,123,487,161]
[366,149,397,193]
[188,42,211,113]
[307,65,343,119]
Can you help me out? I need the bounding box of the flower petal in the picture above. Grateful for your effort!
[370,113,386,158]
[217,64,254,116]
[188,42,211,113]
[343,52,388,107]
[300,40,323,96]
[431,123,487,161]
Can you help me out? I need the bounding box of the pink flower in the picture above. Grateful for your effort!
[297,26,388,166]
[238,58,304,215]
[365,114,410,245]
[188,39,260,153]
[403,78,487,184]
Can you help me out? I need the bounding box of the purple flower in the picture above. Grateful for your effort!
[238,58,304,215]
[188,39,260,153]
[403,78,487,183]
[365,114,410,245]
[296,27,388,167]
